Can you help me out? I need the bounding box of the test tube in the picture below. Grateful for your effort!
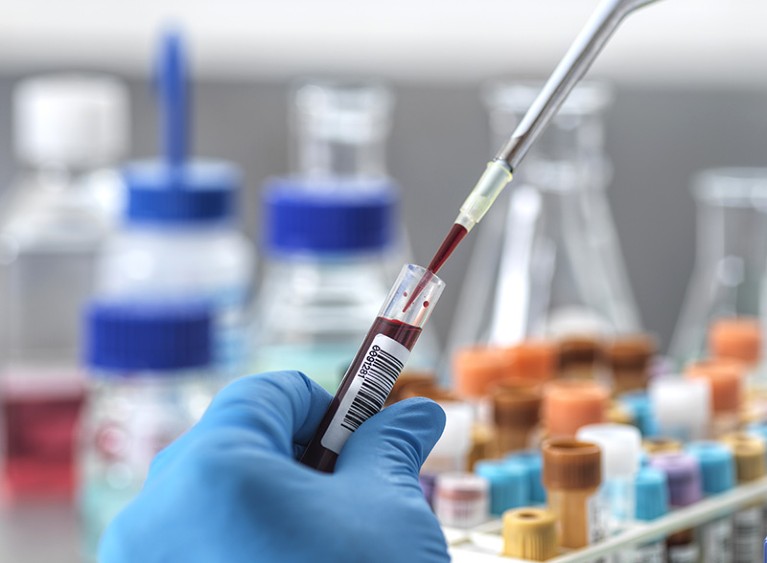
[300,263,445,472]
[721,433,767,563]
[502,508,559,561]
[618,391,658,437]
[633,467,670,562]
[506,341,557,382]
[686,359,744,437]
[557,336,605,381]
[709,317,761,369]
[576,423,642,537]
[607,335,655,395]
[474,459,530,516]
[506,450,547,505]
[492,380,542,455]
[649,453,703,562]
[649,377,710,441]
[542,379,609,439]
[542,439,603,549]
[685,441,736,563]
[453,345,513,403]
[433,473,490,529]
[422,400,474,473]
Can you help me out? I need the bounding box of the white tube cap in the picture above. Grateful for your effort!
[428,401,474,460]
[649,377,710,442]
[577,423,642,479]
[14,74,129,167]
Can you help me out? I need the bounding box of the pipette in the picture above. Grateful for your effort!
[410,0,664,300]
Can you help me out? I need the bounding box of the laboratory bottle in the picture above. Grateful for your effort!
[633,467,670,563]
[541,438,604,549]
[721,433,767,563]
[0,74,129,498]
[433,473,490,529]
[78,301,216,561]
[502,507,559,561]
[685,441,736,563]
[649,452,703,563]
[96,33,255,380]
[448,81,640,353]
[252,80,437,392]
[670,168,767,369]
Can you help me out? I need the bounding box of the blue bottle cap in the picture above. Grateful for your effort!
[263,176,397,255]
[634,467,669,521]
[685,441,736,494]
[618,391,658,437]
[125,28,239,225]
[505,450,546,505]
[85,300,213,372]
[475,460,530,516]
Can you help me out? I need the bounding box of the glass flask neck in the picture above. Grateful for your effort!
[291,81,392,180]
[485,82,612,190]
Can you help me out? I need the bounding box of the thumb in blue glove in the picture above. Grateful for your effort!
[99,371,449,563]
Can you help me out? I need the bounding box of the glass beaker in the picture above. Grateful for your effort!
[670,168,767,368]
[448,81,641,353]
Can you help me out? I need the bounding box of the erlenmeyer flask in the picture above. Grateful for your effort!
[670,168,767,368]
[449,81,641,352]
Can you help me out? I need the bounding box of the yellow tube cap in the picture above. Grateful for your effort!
[721,433,767,483]
[502,508,559,561]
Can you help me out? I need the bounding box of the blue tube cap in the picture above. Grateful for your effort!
[474,460,530,516]
[124,160,240,223]
[505,450,546,505]
[85,300,213,372]
[634,467,669,521]
[618,391,658,437]
[263,177,397,254]
[685,441,736,494]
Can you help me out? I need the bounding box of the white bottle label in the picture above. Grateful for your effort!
[668,543,700,563]
[587,492,607,545]
[702,517,733,563]
[634,541,665,563]
[734,506,763,563]
[321,334,410,454]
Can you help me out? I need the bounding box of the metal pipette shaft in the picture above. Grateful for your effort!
[454,0,662,233]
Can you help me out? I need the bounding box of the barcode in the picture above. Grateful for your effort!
[341,345,403,432]
[734,507,763,563]
[321,334,411,455]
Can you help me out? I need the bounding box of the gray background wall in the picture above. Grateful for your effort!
[1,73,766,351]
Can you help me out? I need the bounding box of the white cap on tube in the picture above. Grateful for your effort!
[577,423,642,479]
[650,377,710,442]
[425,401,473,471]
[14,74,129,167]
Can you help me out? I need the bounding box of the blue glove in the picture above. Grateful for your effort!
[99,371,449,563]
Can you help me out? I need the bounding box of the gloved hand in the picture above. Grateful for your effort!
[99,371,449,563]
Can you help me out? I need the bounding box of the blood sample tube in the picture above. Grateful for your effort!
[542,380,609,439]
[300,263,445,472]
[650,452,703,563]
[607,335,655,395]
[633,467,669,562]
[492,381,542,455]
[474,459,530,516]
[433,473,490,528]
[557,336,605,381]
[453,346,514,402]
[506,341,557,382]
[502,507,559,561]
[709,317,761,368]
[686,359,744,437]
[542,439,603,549]
[721,433,767,563]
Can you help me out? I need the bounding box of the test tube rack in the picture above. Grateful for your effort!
[446,474,767,562]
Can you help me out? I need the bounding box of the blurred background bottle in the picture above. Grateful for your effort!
[0,74,128,498]
[95,31,255,381]
[670,168,767,370]
[448,81,640,354]
[78,301,216,562]
[251,80,438,392]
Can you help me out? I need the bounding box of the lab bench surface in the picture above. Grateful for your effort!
[0,501,81,563]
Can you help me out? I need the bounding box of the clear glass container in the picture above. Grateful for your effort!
[448,81,640,352]
[252,80,438,392]
[670,168,767,368]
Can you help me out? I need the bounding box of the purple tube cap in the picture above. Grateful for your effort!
[649,452,703,507]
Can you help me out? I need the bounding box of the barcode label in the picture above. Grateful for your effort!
[734,507,763,563]
[321,334,410,454]
[635,541,665,563]
[668,544,699,563]
[702,517,733,563]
